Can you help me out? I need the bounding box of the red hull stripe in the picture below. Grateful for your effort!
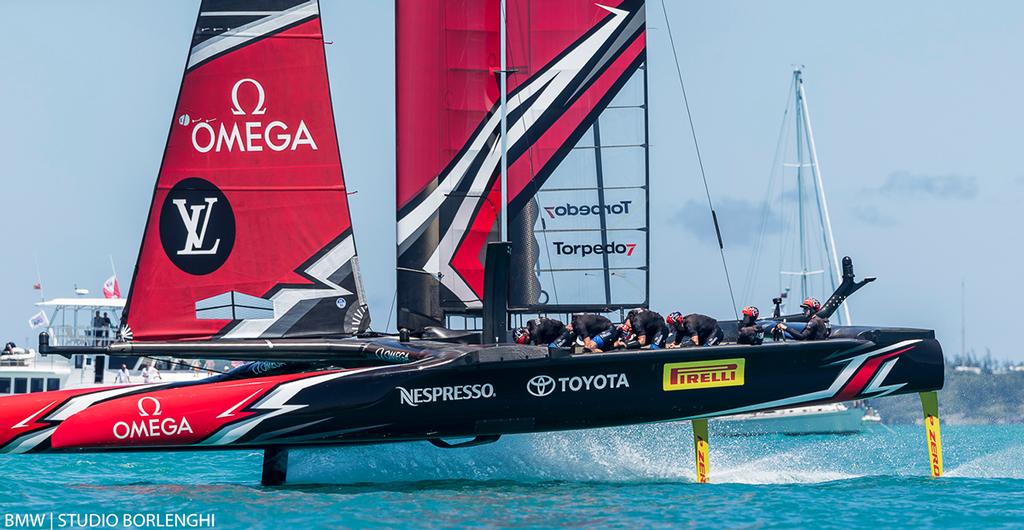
[834,346,914,401]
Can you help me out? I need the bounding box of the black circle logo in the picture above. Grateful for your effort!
[159,177,235,275]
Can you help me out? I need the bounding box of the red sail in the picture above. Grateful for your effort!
[396,0,648,330]
[124,0,369,342]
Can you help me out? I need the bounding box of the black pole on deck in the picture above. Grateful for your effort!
[481,242,512,344]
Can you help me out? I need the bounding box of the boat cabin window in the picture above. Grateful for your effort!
[30,378,44,393]
[0,378,10,394]
[74,355,83,369]
[47,378,60,392]
[14,378,27,394]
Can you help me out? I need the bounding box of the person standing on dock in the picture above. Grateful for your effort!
[140,363,162,383]
[115,364,131,384]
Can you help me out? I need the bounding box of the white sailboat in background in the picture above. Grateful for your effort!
[718,67,879,436]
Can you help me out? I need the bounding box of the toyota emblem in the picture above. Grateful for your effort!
[527,375,556,397]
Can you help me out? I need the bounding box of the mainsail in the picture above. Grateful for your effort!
[123,0,369,341]
[396,0,649,331]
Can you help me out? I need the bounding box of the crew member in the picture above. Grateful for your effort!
[666,312,724,347]
[566,313,616,352]
[616,309,668,349]
[514,317,570,347]
[776,298,830,341]
[737,306,765,345]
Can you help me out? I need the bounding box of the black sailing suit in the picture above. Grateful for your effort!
[621,310,668,349]
[569,313,614,344]
[593,325,627,351]
[784,314,831,341]
[526,317,569,347]
[670,313,724,347]
[737,315,765,345]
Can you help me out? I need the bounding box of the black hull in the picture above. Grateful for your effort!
[264,338,943,445]
[2,335,942,454]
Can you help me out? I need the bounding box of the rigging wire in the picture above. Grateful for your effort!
[660,0,738,319]
[742,77,795,304]
[383,287,398,334]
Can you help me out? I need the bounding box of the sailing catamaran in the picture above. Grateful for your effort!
[0,0,943,485]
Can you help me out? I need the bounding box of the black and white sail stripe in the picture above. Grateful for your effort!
[396,3,645,306]
[189,0,319,71]
[222,233,364,339]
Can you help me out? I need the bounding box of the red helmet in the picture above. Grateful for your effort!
[513,327,530,345]
[742,306,759,319]
[800,298,821,312]
[666,312,683,325]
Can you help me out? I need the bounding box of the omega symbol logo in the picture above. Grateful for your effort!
[160,177,235,275]
[231,78,267,116]
[527,375,556,397]
[137,396,162,417]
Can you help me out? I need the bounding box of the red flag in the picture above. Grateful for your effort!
[103,275,121,299]
[32,283,41,290]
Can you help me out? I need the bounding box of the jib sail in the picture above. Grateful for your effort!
[123,0,369,342]
[396,0,649,331]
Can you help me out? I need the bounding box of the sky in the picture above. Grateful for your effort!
[1,1,1022,360]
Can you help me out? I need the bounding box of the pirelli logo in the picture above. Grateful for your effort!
[663,358,746,391]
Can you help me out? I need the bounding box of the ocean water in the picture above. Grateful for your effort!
[1,424,1022,529]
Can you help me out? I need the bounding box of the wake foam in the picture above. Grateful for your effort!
[286,423,879,485]
[946,444,1024,479]
[285,424,1024,485]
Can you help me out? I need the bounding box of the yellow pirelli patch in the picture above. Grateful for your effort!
[663,358,745,391]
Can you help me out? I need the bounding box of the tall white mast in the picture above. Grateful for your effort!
[499,0,509,241]
[795,68,851,325]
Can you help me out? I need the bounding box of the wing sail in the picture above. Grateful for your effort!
[396,0,648,330]
[123,0,370,342]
